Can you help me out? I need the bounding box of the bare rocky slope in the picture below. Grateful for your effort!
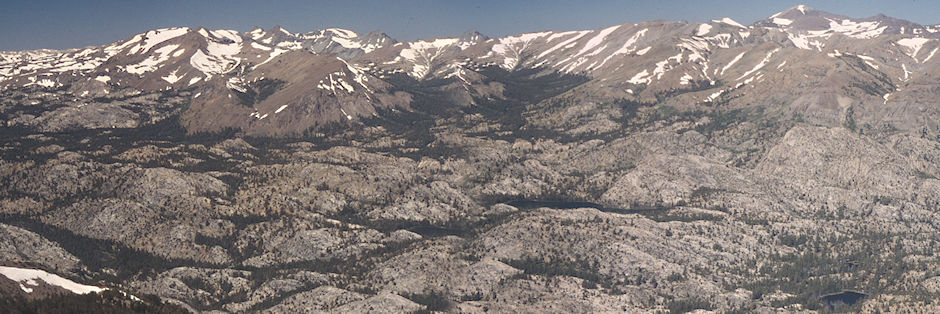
[2,5,940,313]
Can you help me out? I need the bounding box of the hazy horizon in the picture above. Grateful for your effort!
[1,0,937,51]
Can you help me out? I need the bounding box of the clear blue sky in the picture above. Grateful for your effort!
[1,0,936,51]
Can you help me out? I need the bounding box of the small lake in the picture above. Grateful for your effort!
[820,291,866,309]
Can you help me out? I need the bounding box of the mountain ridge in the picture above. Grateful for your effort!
[2,5,940,138]
[6,5,940,313]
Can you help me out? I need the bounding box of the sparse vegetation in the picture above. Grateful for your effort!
[0,290,188,313]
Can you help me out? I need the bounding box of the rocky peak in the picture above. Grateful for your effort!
[859,14,935,37]
[753,5,931,40]
[771,4,814,18]
[759,5,843,30]
[458,30,489,45]
[267,25,291,35]
[359,30,398,47]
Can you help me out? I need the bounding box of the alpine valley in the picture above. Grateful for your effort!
[3,5,940,312]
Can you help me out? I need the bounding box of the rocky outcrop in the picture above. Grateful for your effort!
[0,223,81,273]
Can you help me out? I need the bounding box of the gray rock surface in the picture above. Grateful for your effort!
[4,5,940,313]
[0,223,81,273]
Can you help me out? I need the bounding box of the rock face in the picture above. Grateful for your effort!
[0,224,81,273]
[3,5,940,313]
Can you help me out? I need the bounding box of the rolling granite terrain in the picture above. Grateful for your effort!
[3,5,940,312]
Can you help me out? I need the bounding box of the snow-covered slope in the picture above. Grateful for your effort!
[4,5,940,136]
[0,266,104,294]
[0,26,394,92]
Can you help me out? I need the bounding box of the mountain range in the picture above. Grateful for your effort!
[3,5,940,138]
[3,5,940,312]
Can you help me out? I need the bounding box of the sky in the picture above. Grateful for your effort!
[1,0,937,51]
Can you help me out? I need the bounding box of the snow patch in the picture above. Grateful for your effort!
[253,48,289,70]
[627,69,651,85]
[249,28,265,40]
[599,28,648,68]
[787,34,823,50]
[575,25,621,57]
[0,266,104,295]
[714,18,746,29]
[94,76,111,83]
[678,37,711,62]
[537,31,590,59]
[161,68,182,84]
[190,29,243,76]
[737,48,778,81]
[327,28,358,38]
[924,47,939,63]
[825,19,887,39]
[126,44,180,75]
[706,90,725,102]
[773,18,793,26]
[652,53,683,80]
[250,42,272,51]
[720,51,746,76]
[249,111,269,120]
[492,31,553,69]
[317,72,356,93]
[337,57,374,94]
[696,24,713,36]
[35,78,57,88]
[127,27,189,55]
[897,38,931,61]
[857,55,879,69]
[276,41,303,50]
[227,77,248,93]
[399,38,460,78]
[331,37,362,51]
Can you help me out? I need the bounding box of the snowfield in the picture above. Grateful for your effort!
[0,266,104,294]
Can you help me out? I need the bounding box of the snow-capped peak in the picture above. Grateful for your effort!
[458,30,489,48]
[713,18,747,29]
[326,28,359,38]
[770,5,813,19]
[796,5,811,14]
[126,27,190,55]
